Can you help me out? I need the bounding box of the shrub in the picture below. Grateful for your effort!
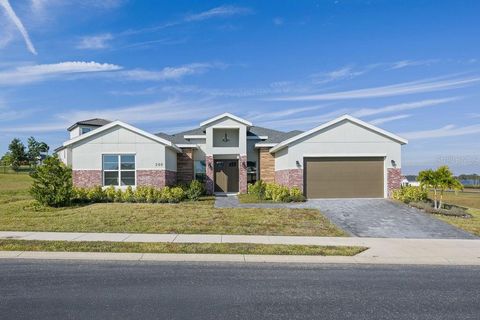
[29,155,73,207]
[248,180,267,199]
[170,187,186,203]
[114,188,123,203]
[87,186,105,202]
[186,180,205,201]
[288,187,306,202]
[72,187,88,203]
[134,186,149,203]
[122,186,135,203]
[105,186,116,202]
[392,186,427,203]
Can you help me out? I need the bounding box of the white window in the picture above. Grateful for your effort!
[103,154,136,186]
[80,127,92,135]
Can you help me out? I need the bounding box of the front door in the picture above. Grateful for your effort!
[214,160,239,193]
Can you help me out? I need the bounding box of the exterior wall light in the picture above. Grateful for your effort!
[296,160,301,168]
[391,160,397,168]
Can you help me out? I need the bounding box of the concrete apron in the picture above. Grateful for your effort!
[0,231,479,265]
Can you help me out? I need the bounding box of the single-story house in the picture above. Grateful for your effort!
[55,113,408,198]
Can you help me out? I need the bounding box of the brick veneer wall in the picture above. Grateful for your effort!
[387,168,402,198]
[137,170,177,188]
[205,155,214,195]
[73,170,102,188]
[258,147,275,183]
[275,169,303,192]
[239,155,248,194]
[177,148,194,185]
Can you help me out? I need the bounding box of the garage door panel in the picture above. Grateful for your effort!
[305,157,384,198]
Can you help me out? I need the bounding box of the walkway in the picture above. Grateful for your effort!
[0,231,479,265]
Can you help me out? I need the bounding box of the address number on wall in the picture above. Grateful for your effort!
[155,163,163,167]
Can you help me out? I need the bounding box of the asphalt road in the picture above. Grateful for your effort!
[1,260,479,320]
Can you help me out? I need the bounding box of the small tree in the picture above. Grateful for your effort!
[27,136,49,166]
[8,138,27,171]
[30,155,73,207]
[437,166,463,209]
[418,166,463,209]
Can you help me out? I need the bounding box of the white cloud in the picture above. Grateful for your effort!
[247,105,328,121]
[0,0,37,54]
[390,59,439,70]
[76,33,113,49]
[184,5,252,22]
[310,66,365,84]
[352,97,459,117]
[0,122,68,133]
[272,76,480,101]
[58,98,226,126]
[401,124,480,140]
[369,114,411,125]
[0,61,122,85]
[119,63,219,81]
[256,109,348,130]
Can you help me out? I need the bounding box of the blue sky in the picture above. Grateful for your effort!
[0,0,479,174]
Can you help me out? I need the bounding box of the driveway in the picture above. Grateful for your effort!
[215,197,476,239]
[307,199,476,239]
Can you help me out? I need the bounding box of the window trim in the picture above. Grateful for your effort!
[194,159,206,182]
[102,154,136,187]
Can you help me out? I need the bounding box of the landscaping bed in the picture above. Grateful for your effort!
[0,239,365,256]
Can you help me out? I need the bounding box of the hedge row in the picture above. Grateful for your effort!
[248,180,305,202]
[72,180,205,204]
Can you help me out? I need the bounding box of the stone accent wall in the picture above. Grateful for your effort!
[259,147,275,183]
[73,170,102,188]
[137,170,177,188]
[275,169,303,191]
[387,168,402,197]
[177,148,194,185]
[205,155,214,195]
[239,155,248,194]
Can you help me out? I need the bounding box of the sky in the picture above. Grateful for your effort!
[0,0,479,175]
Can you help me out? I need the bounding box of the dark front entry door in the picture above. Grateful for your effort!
[214,160,239,193]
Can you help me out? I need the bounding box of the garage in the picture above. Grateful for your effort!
[304,157,385,198]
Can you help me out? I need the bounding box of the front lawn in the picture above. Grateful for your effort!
[0,174,346,237]
[435,208,480,237]
[428,190,480,210]
[427,190,480,236]
[0,239,365,256]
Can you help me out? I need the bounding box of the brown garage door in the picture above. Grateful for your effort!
[304,157,384,198]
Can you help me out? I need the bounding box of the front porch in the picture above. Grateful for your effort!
[206,155,248,195]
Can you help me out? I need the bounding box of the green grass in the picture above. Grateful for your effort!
[238,193,276,203]
[0,174,346,237]
[0,239,365,256]
[427,190,480,236]
[435,208,480,237]
[429,190,480,210]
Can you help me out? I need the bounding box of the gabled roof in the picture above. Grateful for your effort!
[67,118,111,131]
[63,120,182,152]
[269,114,408,153]
[200,113,252,127]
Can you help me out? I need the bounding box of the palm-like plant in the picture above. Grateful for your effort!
[418,166,463,209]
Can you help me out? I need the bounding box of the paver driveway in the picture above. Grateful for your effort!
[307,199,476,239]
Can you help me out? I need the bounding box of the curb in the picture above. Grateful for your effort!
[1,251,479,265]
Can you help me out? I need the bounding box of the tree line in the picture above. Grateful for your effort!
[1,137,50,171]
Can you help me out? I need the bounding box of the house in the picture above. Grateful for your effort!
[55,113,408,198]
[402,176,420,187]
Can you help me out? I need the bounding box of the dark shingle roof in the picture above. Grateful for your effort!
[155,126,303,146]
[67,118,111,131]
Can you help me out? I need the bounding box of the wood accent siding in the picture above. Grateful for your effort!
[177,148,194,185]
[259,147,275,183]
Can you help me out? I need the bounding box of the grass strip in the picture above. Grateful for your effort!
[0,239,366,256]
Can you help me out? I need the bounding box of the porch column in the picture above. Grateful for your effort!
[239,154,248,194]
[205,155,214,195]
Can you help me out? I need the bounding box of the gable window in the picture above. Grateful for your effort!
[194,160,206,182]
[80,127,92,135]
[103,154,136,186]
